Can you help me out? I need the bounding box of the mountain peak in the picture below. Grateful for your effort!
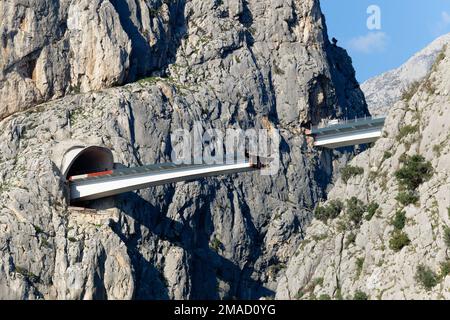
[361,32,450,116]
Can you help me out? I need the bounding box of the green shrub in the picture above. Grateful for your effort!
[415,264,438,290]
[341,166,364,183]
[318,294,331,300]
[329,200,344,217]
[432,45,447,72]
[383,151,393,160]
[398,153,408,164]
[368,171,378,182]
[137,76,159,85]
[295,289,305,299]
[314,206,328,223]
[353,290,369,300]
[396,124,419,141]
[334,287,343,300]
[14,266,40,283]
[41,238,52,249]
[347,197,366,225]
[273,63,285,75]
[432,144,444,157]
[269,263,286,274]
[389,231,410,252]
[401,81,420,101]
[440,260,450,278]
[34,225,44,235]
[356,257,364,278]
[365,202,379,221]
[295,277,324,300]
[314,200,344,223]
[210,235,222,252]
[443,226,450,249]
[391,210,406,230]
[395,155,433,190]
[311,233,328,242]
[345,232,357,247]
[396,191,419,206]
[336,219,349,233]
[313,277,324,287]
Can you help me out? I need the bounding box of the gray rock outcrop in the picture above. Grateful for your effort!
[0,0,186,120]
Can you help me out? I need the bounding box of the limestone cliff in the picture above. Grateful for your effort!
[0,0,367,299]
[277,44,450,300]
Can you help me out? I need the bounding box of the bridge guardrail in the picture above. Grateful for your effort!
[311,115,386,131]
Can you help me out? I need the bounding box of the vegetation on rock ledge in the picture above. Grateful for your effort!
[341,165,364,183]
[314,200,344,223]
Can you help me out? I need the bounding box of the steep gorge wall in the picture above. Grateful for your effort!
[0,0,368,299]
[277,45,450,300]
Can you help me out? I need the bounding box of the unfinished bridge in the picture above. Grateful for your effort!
[307,116,386,148]
[61,146,264,204]
[61,116,385,204]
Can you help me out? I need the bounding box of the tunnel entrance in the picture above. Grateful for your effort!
[62,146,115,208]
[62,146,114,180]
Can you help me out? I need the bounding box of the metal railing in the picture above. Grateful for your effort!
[311,115,386,131]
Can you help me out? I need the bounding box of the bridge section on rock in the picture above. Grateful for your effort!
[307,116,386,148]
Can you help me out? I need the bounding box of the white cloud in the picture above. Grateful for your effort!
[348,32,388,54]
[432,11,450,36]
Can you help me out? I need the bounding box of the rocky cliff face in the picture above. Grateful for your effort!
[277,45,450,300]
[361,33,450,116]
[0,0,367,299]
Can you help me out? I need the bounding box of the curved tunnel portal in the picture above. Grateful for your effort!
[62,146,115,180]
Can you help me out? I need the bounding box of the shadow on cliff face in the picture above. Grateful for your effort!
[91,246,108,299]
[110,191,171,300]
[325,43,370,119]
[111,184,274,300]
[239,0,253,28]
[110,0,187,82]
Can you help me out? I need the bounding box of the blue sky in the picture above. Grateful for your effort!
[321,0,450,82]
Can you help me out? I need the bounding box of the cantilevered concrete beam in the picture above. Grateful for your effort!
[69,161,257,202]
[313,127,383,148]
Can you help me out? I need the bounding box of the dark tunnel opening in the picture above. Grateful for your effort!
[65,147,115,180]
[64,146,115,208]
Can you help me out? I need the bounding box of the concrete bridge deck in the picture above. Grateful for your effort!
[308,116,386,148]
[69,158,260,203]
